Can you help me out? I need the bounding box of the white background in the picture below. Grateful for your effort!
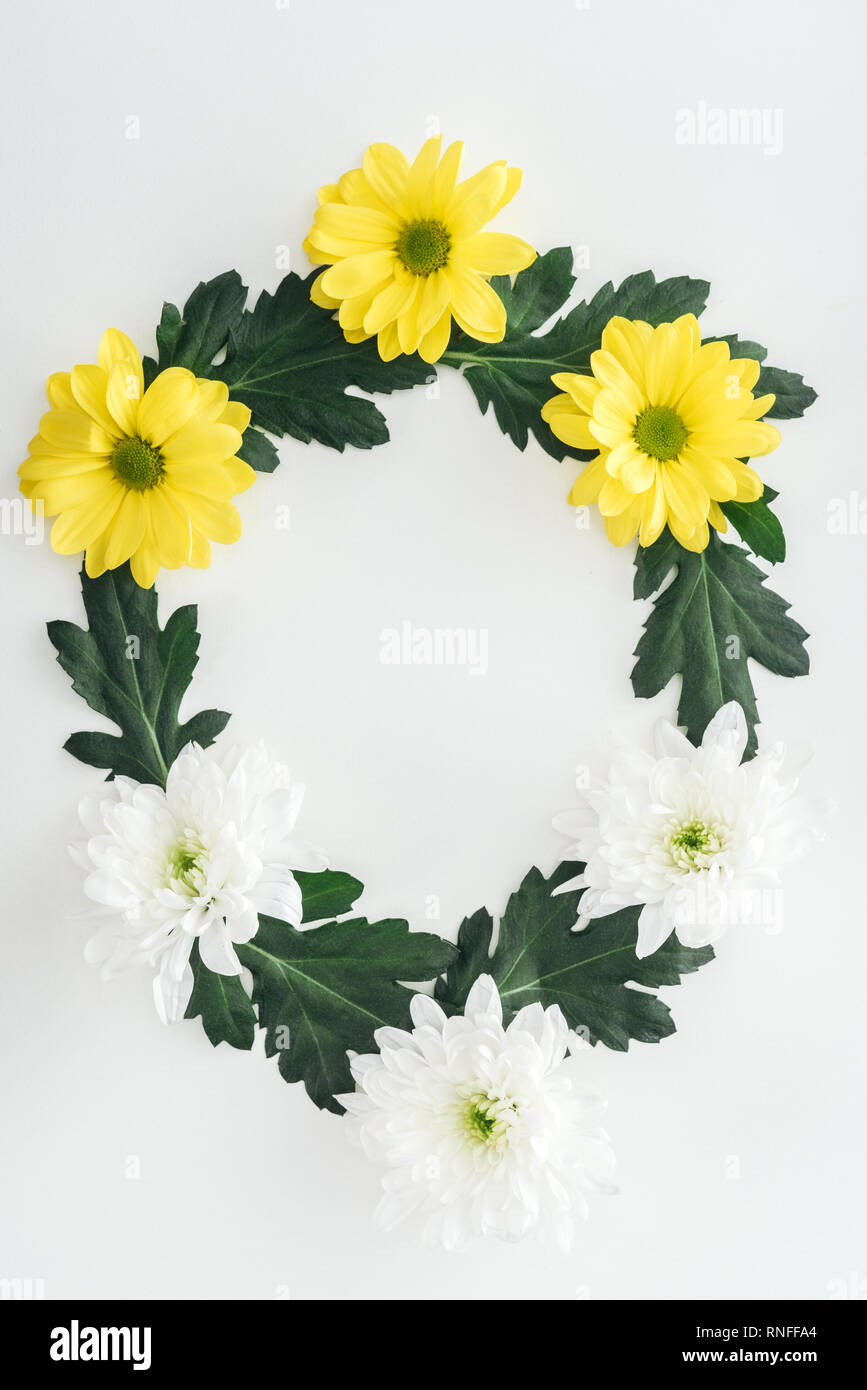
[1,0,864,1301]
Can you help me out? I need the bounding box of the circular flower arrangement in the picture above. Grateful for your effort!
[22,136,823,1250]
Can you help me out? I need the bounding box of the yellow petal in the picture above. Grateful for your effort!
[339,284,388,331]
[547,411,596,450]
[310,270,341,309]
[39,408,114,455]
[661,462,709,523]
[587,419,628,450]
[218,401,252,434]
[448,163,507,237]
[742,392,776,420]
[638,474,668,546]
[98,330,143,393]
[362,143,410,214]
[321,250,398,301]
[19,450,111,479]
[138,368,199,446]
[729,357,761,393]
[23,468,114,513]
[221,457,257,493]
[404,136,442,217]
[644,321,692,406]
[396,280,425,355]
[490,166,523,218]
[728,460,765,502]
[418,269,451,336]
[336,168,391,213]
[456,232,536,275]
[450,311,503,344]
[598,476,635,517]
[315,202,398,239]
[50,481,124,554]
[364,277,419,335]
[707,501,728,533]
[84,523,117,579]
[161,422,243,465]
[71,364,121,439]
[599,318,652,387]
[102,489,148,570]
[551,373,601,414]
[591,388,637,433]
[568,455,608,506]
[418,308,452,364]
[194,378,231,423]
[46,372,77,410]
[169,492,242,545]
[432,141,464,216]
[376,322,402,361]
[541,392,576,422]
[668,514,709,552]
[589,349,645,415]
[681,445,737,501]
[163,460,238,499]
[129,536,162,588]
[445,267,506,337]
[619,448,657,494]
[690,420,780,458]
[189,530,212,569]
[145,486,194,566]
[604,495,643,546]
[105,360,143,436]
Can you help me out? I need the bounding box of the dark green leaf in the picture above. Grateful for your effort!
[214,269,431,451]
[755,365,818,419]
[185,941,256,1050]
[147,271,247,376]
[47,564,230,784]
[632,531,809,756]
[238,425,280,473]
[434,907,494,1013]
[720,485,785,563]
[633,530,679,600]
[238,915,457,1112]
[297,868,364,924]
[436,863,713,1048]
[442,251,710,459]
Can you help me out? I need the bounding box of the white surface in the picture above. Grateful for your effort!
[1,0,864,1301]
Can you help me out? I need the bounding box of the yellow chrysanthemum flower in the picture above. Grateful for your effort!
[303,135,536,363]
[542,314,782,552]
[19,330,256,588]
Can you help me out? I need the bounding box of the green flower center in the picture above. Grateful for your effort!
[111,436,164,490]
[668,818,725,869]
[463,1093,520,1147]
[467,1101,498,1143]
[633,405,688,462]
[168,837,206,892]
[396,218,451,276]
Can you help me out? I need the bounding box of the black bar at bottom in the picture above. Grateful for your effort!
[3,1297,861,1374]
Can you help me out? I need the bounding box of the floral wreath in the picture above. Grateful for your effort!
[21,136,822,1251]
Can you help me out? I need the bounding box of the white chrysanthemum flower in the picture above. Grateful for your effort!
[554,702,825,959]
[72,741,327,1022]
[339,975,615,1251]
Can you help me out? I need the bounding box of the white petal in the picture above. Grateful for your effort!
[463,973,503,1024]
[198,921,243,975]
[702,701,748,763]
[634,899,674,958]
[153,952,194,1023]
